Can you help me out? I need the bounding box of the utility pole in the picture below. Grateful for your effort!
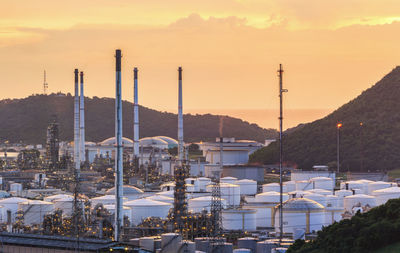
[278,64,287,242]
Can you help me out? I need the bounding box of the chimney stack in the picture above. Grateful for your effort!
[133,68,139,160]
[79,71,85,166]
[73,69,80,175]
[178,67,184,164]
[114,49,124,242]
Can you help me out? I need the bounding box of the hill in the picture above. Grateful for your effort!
[250,66,400,172]
[0,94,277,144]
[287,198,400,253]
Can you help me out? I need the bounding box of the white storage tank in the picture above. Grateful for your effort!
[334,189,353,207]
[255,191,289,203]
[340,181,364,193]
[195,177,212,192]
[288,191,307,199]
[206,183,240,207]
[53,195,75,216]
[310,177,334,191]
[263,183,280,193]
[324,207,344,226]
[124,198,172,225]
[185,178,196,186]
[295,180,313,191]
[307,189,332,196]
[221,177,238,184]
[90,195,127,207]
[105,185,144,201]
[222,209,256,231]
[18,200,54,225]
[343,194,377,212]
[235,179,257,195]
[186,184,195,192]
[188,196,226,213]
[325,195,340,208]
[371,187,400,205]
[0,197,29,222]
[156,190,174,198]
[303,193,327,207]
[274,198,326,233]
[103,204,132,222]
[283,181,296,193]
[368,181,391,194]
[146,195,174,204]
[160,182,175,191]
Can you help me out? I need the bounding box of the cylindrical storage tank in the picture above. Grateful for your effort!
[295,180,312,191]
[188,196,227,213]
[222,209,256,231]
[257,240,278,253]
[283,181,296,193]
[235,179,257,195]
[160,182,175,191]
[146,195,174,204]
[303,193,327,207]
[234,249,251,253]
[372,187,400,205]
[263,183,280,193]
[90,195,127,207]
[18,200,54,225]
[211,242,233,253]
[124,198,172,225]
[207,183,240,207]
[357,179,374,194]
[340,181,364,192]
[325,195,340,208]
[161,233,182,253]
[255,191,289,203]
[196,177,212,192]
[10,183,22,194]
[343,194,377,212]
[155,190,174,198]
[237,237,257,252]
[103,204,132,222]
[310,177,334,191]
[324,207,344,226]
[335,189,353,198]
[307,189,332,196]
[0,197,29,222]
[185,177,196,186]
[44,194,73,202]
[105,185,144,201]
[139,237,155,252]
[221,177,238,184]
[274,198,326,234]
[186,183,195,192]
[368,181,391,194]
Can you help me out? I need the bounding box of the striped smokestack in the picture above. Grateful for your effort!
[178,67,184,164]
[79,71,85,165]
[114,49,123,242]
[73,69,80,175]
[133,68,139,160]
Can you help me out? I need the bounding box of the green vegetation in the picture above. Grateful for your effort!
[374,242,400,253]
[287,198,400,253]
[0,94,277,144]
[250,66,400,172]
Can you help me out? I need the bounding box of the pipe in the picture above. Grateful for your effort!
[133,68,139,159]
[114,49,124,242]
[178,67,184,164]
[79,71,85,165]
[73,69,80,175]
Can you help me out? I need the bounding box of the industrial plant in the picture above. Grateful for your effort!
[0,49,398,253]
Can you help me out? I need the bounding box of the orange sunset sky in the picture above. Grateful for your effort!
[1,0,399,128]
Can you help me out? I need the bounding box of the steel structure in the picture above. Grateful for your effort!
[133,67,140,172]
[45,118,59,170]
[73,69,80,176]
[114,49,124,241]
[79,71,86,166]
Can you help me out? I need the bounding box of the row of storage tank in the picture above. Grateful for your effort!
[0,177,399,233]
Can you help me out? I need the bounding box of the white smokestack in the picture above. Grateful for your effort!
[133,67,139,159]
[73,69,80,173]
[178,67,184,163]
[79,71,85,164]
[114,49,124,241]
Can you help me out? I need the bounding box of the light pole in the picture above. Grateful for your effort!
[337,123,342,173]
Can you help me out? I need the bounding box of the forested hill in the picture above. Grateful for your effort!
[0,94,277,144]
[250,66,400,172]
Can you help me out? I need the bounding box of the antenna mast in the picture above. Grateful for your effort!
[278,64,287,242]
[43,70,48,94]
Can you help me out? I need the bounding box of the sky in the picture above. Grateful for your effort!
[1,0,400,128]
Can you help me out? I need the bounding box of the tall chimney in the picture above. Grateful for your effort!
[114,49,124,242]
[79,71,85,165]
[178,67,184,164]
[73,69,80,175]
[133,68,139,160]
